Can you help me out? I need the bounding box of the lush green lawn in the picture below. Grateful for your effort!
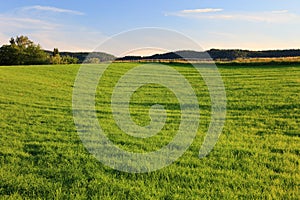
[0,63,299,199]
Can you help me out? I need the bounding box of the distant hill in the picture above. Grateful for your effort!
[45,49,300,63]
[44,50,115,63]
[116,49,300,61]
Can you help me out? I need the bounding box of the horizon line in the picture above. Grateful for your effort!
[41,48,300,57]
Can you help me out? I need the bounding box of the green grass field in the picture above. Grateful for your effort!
[0,63,299,199]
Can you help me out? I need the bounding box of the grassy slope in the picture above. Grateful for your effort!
[0,63,299,199]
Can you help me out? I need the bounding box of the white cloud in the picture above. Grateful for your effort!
[271,10,289,14]
[0,6,106,51]
[0,17,107,51]
[0,15,60,30]
[22,5,84,15]
[167,9,299,23]
[231,11,298,23]
[181,8,223,14]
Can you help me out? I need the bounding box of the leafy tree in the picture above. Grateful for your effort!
[51,54,62,64]
[9,37,15,45]
[50,48,62,64]
[50,48,78,64]
[53,48,59,57]
[0,45,19,65]
[16,36,33,48]
[61,55,78,64]
[0,35,49,65]
[24,44,49,65]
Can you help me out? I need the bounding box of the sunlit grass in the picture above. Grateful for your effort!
[0,63,299,199]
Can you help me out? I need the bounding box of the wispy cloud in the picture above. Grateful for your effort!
[0,6,104,51]
[0,16,107,51]
[271,10,289,14]
[181,8,223,14]
[0,15,60,30]
[30,30,107,51]
[22,5,84,15]
[227,11,298,23]
[167,9,299,23]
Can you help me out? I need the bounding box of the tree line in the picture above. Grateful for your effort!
[2,35,300,65]
[0,36,78,65]
[116,49,300,61]
[0,36,115,66]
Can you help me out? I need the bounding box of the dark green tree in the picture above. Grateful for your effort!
[53,48,59,57]
[0,35,49,65]
[0,45,19,65]
[24,44,49,65]
[9,37,15,45]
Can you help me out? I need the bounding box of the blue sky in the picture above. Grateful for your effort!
[1,0,300,53]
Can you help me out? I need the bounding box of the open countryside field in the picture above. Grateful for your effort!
[0,63,299,199]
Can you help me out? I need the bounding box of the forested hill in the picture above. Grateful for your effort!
[116,49,300,61]
[44,50,115,63]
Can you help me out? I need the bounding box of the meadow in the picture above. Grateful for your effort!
[0,63,299,199]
